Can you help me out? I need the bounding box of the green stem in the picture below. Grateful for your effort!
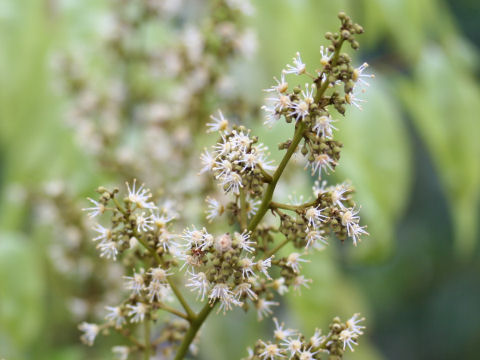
[264,237,290,259]
[144,319,151,360]
[174,302,215,360]
[247,122,307,233]
[239,189,248,230]
[157,303,189,321]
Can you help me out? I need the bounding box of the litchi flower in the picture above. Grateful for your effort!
[256,298,279,320]
[305,229,328,249]
[346,313,366,336]
[330,183,350,208]
[234,230,255,253]
[350,223,369,246]
[97,240,118,260]
[234,282,258,300]
[105,306,126,328]
[220,171,243,195]
[92,224,112,243]
[205,197,224,222]
[310,328,325,347]
[319,45,333,66]
[136,211,154,232]
[339,329,359,352]
[286,252,309,273]
[262,103,281,127]
[78,322,99,346]
[340,207,360,235]
[309,153,336,178]
[259,341,284,360]
[126,302,148,323]
[186,271,210,301]
[352,62,374,88]
[200,149,216,174]
[148,267,172,283]
[256,256,273,279]
[304,206,328,227]
[298,347,319,360]
[126,179,156,209]
[289,83,315,121]
[285,52,306,75]
[207,110,229,133]
[272,277,288,295]
[82,198,105,218]
[312,115,337,139]
[124,270,145,295]
[345,87,367,110]
[273,318,296,341]
[146,280,171,303]
[293,275,312,294]
[239,256,256,279]
[264,71,288,93]
[281,336,302,358]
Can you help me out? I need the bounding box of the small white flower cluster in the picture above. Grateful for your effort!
[201,113,275,198]
[243,314,365,360]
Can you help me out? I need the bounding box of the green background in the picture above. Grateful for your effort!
[0,0,479,359]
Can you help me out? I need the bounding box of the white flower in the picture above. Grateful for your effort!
[345,87,367,110]
[146,280,171,303]
[78,322,99,346]
[272,277,288,295]
[352,62,374,88]
[265,92,291,112]
[319,45,333,66]
[105,306,126,328]
[339,329,359,352]
[209,283,242,313]
[136,211,154,232]
[285,52,306,75]
[205,197,224,222]
[220,171,243,195]
[126,179,156,209]
[259,341,284,360]
[97,240,118,260]
[124,270,145,295]
[305,229,328,249]
[186,271,210,301]
[309,153,336,178]
[82,198,105,218]
[239,256,256,279]
[246,198,261,218]
[350,223,368,246]
[264,71,288,93]
[148,267,172,283]
[199,149,216,174]
[312,115,337,139]
[330,183,350,208]
[281,336,302,358]
[346,313,366,336]
[92,224,112,243]
[181,226,209,249]
[234,282,258,300]
[231,130,252,152]
[214,158,234,179]
[256,256,273,279]
[234,230,255,253]
[207,109,229,133]
[273,318,296,341]
[256,298,279,320]
[262,103,281,127]
[293,275,312,294]
[310,328,325,347]
[298,347,319,360]
[112,346,129,360]
[340,207,360,235]
[289,83,315,121]
[304,206,327,227]
[286,252,309,273]
[126,302,148,323]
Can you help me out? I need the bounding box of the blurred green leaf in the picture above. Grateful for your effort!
[0,232,45,357]
[399,47,480,256]
[337,77,412,261]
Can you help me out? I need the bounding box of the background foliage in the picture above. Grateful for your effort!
[0,0,479,359]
